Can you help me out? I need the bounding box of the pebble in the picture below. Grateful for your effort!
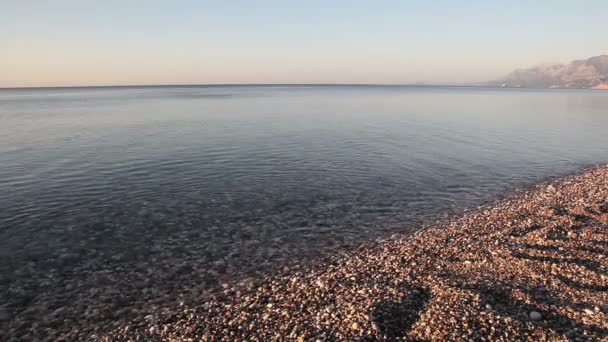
[529,311,542,321]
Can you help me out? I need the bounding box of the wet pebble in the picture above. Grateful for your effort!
[529,311,542,321]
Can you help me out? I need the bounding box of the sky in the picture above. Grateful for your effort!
[1,0,606,88]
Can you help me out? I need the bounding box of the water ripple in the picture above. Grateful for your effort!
[0,85,607,292]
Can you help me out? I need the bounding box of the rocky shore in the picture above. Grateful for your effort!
[108,166,608,341]
[4,166,608,341]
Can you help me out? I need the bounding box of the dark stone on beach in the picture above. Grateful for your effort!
[212,260,227,273]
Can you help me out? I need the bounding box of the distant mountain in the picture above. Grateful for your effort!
[492,55,608,89]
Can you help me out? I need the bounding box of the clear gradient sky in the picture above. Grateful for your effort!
[2,0,606,88]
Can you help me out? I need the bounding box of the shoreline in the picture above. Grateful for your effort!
[2,166,607,341]
[106,166,608,341]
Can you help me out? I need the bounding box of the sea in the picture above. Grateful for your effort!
[1,85,607,295]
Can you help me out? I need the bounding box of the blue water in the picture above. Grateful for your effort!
[0,85,607,302]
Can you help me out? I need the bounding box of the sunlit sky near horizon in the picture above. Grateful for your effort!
[2,0,607,88]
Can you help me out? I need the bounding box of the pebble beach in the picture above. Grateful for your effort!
[3,2,608,341]
[3,166,608,341]
[110,166,608,341]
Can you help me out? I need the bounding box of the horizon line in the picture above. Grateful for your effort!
[0,82,486,91]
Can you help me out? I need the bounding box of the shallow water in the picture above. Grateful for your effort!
[1,85,607,286]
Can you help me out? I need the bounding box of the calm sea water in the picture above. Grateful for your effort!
[1,85,607,288]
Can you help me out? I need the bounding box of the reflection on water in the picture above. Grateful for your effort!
[0,85,607,300]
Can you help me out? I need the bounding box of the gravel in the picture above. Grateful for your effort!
[2,166,608,341]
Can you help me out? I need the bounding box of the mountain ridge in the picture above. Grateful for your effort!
[493,55,608,89]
